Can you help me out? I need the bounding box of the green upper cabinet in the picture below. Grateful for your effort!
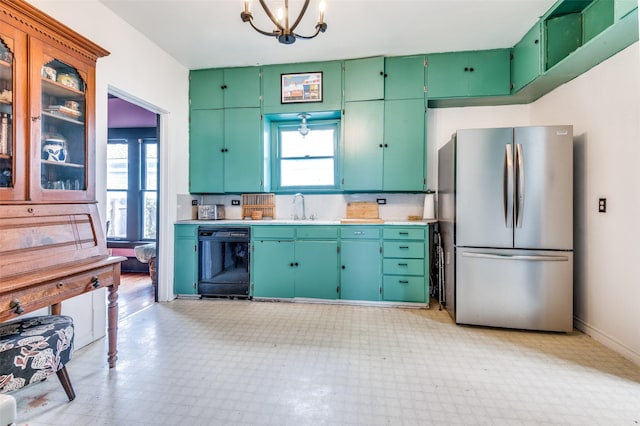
[262,61,342,114]
[342,99,425,192]
[384,55,426,100]
[189,109,224,193]
[427,49,511,99]
[223,108,263,193]
[189,108,262,193]
[344,57,385,101]
[342,101,384,191]
[511,22,543,93]
[545,12,583,70]
[382,99,426,191]
[189,66,261,109]
[190,68,224,109]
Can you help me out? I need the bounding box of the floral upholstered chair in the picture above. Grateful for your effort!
[0,315,75,401]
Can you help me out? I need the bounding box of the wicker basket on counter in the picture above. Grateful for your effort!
[242,193,275,220]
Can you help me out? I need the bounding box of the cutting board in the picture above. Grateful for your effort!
[346,202,379,219]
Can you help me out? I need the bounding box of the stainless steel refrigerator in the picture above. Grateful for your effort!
[437,126,573,332]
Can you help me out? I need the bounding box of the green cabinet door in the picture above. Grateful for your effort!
[252,240,295,298]
[512,22,543,93]
[223,67,261,108]
[223,108,263,193]
[189,109,224,193]
[344,57,385,101]
[426,52,469,98]
[545,13,583,70]
[190,68,224,109]
[466,49,511,97]
[174,225,198,295]
[295,240,339,299]
[340,240,381,301]
[382,99,426,191]
[384,55,426,100]
[342,101,384,191]
[427,49,510,98]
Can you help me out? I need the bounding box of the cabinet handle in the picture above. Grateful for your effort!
[31,116,40,122]
[399,232,409,235]
[399,246,409,249]
[469,67,474,72]
[9,299,24,315]
[294,262,299,267]
[379,144,383,148]
[353,231,364,235]
[290,262,294,267]
[399,280,409,284]
[27,207,34,214]
[464,67,469,71]
[91,275,100,289]
[534,39,539,44]
[341,265,346,269]
[398,263,408,266]
[57,281,64,289]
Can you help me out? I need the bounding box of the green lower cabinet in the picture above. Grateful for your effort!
[252,240,295,298]
[382,276,426,302]
[340,239,381,301]
[294,240,339,299]
[174,225,199,295]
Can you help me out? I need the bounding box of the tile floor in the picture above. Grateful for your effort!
[11,299,640,425]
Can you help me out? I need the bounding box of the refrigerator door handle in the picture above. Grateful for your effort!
[515,143,525,228]
[462,252,570,262]
[504,144,514,228]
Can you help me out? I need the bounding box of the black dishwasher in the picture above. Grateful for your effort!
[198,227,250,298]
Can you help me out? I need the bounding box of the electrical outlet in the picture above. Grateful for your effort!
[191,200,198,206]
[376,198,386,205]
[231,199,240,206]
[598,198,607,213]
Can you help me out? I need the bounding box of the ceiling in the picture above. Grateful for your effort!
[99,0,557,70]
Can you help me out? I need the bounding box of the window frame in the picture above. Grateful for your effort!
[270,118,341,193]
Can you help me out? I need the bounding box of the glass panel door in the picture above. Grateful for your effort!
[0,37,14,190]
[40,57,86,192]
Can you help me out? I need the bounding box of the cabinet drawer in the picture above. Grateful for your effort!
[383,258,425,275]
[340,227,380,239]
[0,266,115,320]
[383,227,425,240]
[252,226,295,240]
[296,226,338,240]
[383,241,424,258]
[383,276,426,303]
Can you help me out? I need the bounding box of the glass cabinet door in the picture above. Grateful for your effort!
[30,38,94,201]
[0,26,26,201]
[40,57,87,193]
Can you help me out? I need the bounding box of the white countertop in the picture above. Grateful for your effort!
[177,219,436,226]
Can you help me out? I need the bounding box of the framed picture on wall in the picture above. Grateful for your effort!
[281,72,323,104]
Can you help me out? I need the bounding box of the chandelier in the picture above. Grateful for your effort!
[241,0,327,45]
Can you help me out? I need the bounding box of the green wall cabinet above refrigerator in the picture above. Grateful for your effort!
[511,22,543,93]
[426,49,511,99]
[384,55,426,101]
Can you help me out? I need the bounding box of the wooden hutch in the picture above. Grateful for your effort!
[0,1,122,367]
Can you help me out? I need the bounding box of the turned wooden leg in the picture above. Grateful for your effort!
[56,366,76,401]
[107,282,119,368]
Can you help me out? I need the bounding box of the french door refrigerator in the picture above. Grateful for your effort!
[438,126,573,332]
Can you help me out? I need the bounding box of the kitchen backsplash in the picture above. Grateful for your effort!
[176,193,431,221]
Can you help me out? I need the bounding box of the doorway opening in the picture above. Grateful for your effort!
[106,93,159,320]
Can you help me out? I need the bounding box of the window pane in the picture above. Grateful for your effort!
[281,158,334,186]
[145,143,157,190]
[106,191,127,239]
[281,128,334,158]
[143,191,157,239]
[107,144,128,190]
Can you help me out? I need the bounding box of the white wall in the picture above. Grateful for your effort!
[27,0,189,344]
[530,43,640,364]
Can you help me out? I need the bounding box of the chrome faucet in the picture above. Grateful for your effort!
[293,193,306,220]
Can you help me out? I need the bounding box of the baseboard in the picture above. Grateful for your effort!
[574,316,640,366]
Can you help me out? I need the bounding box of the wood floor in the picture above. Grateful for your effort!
[118,272,155,320]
